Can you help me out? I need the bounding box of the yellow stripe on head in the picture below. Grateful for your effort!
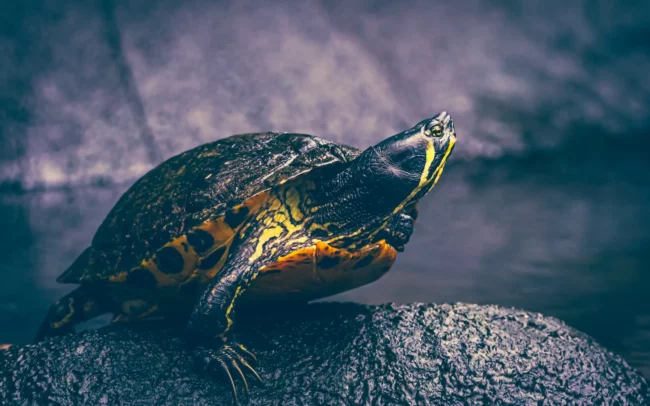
[391,137,436,215]
[425,136,455,194]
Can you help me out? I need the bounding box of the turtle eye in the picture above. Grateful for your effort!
[423,122,444,137]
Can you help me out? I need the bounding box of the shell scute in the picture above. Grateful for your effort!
[58,133,360,287]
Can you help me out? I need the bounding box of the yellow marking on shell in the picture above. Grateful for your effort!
[203,241,234,280]
[200,218,235,248]
[111,191,272,288]
[184,191,271,272]
[166,236,199,272]
[110,239,198,287]
[133,253,188,287]
[137,259,173,287]
[181,235,237,286]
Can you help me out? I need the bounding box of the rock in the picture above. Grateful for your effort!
[1,303,648,405]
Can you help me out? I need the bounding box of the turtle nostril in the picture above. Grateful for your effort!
[434,111,448,122]
[444,117,454,132]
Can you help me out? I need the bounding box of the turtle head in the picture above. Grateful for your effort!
[352,111,457,215]
[308,112,456,249]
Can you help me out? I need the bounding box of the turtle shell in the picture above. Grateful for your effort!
[58,132,360,288]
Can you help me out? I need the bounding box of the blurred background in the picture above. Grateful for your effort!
[1,0,648,377]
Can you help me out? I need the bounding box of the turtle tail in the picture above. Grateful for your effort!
[34,285,112,342]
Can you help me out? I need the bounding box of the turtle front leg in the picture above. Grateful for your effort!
[381,207,417,252]
[185,265,262,403]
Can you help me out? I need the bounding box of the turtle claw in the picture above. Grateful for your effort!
[227,354,249,394]
[236,343,258,363]
[227,347,264,385]
[194,344,261,403]
[216,356,239,404]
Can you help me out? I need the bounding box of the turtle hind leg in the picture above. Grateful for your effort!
[34,285,111,342]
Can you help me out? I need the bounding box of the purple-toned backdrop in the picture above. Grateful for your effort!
[1,0,649,377]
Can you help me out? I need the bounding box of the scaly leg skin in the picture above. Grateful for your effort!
[381,210,416,252]
[185,264,263,404]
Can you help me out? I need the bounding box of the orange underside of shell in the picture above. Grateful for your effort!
[243,240,397,302]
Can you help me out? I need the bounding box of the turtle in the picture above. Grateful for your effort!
[36,111,457,402]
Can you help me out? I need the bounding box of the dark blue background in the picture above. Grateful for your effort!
[1,0,649,377]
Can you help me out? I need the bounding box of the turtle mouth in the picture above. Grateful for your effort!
[392,113,456,211]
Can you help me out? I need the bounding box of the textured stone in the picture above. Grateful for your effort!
[1,303,648,405]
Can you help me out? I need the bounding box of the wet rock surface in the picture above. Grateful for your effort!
[1,303,648,405]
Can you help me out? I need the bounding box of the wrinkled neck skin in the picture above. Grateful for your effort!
[234,148,422,266]
[304,151,418,248]
[236,114,455,264]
